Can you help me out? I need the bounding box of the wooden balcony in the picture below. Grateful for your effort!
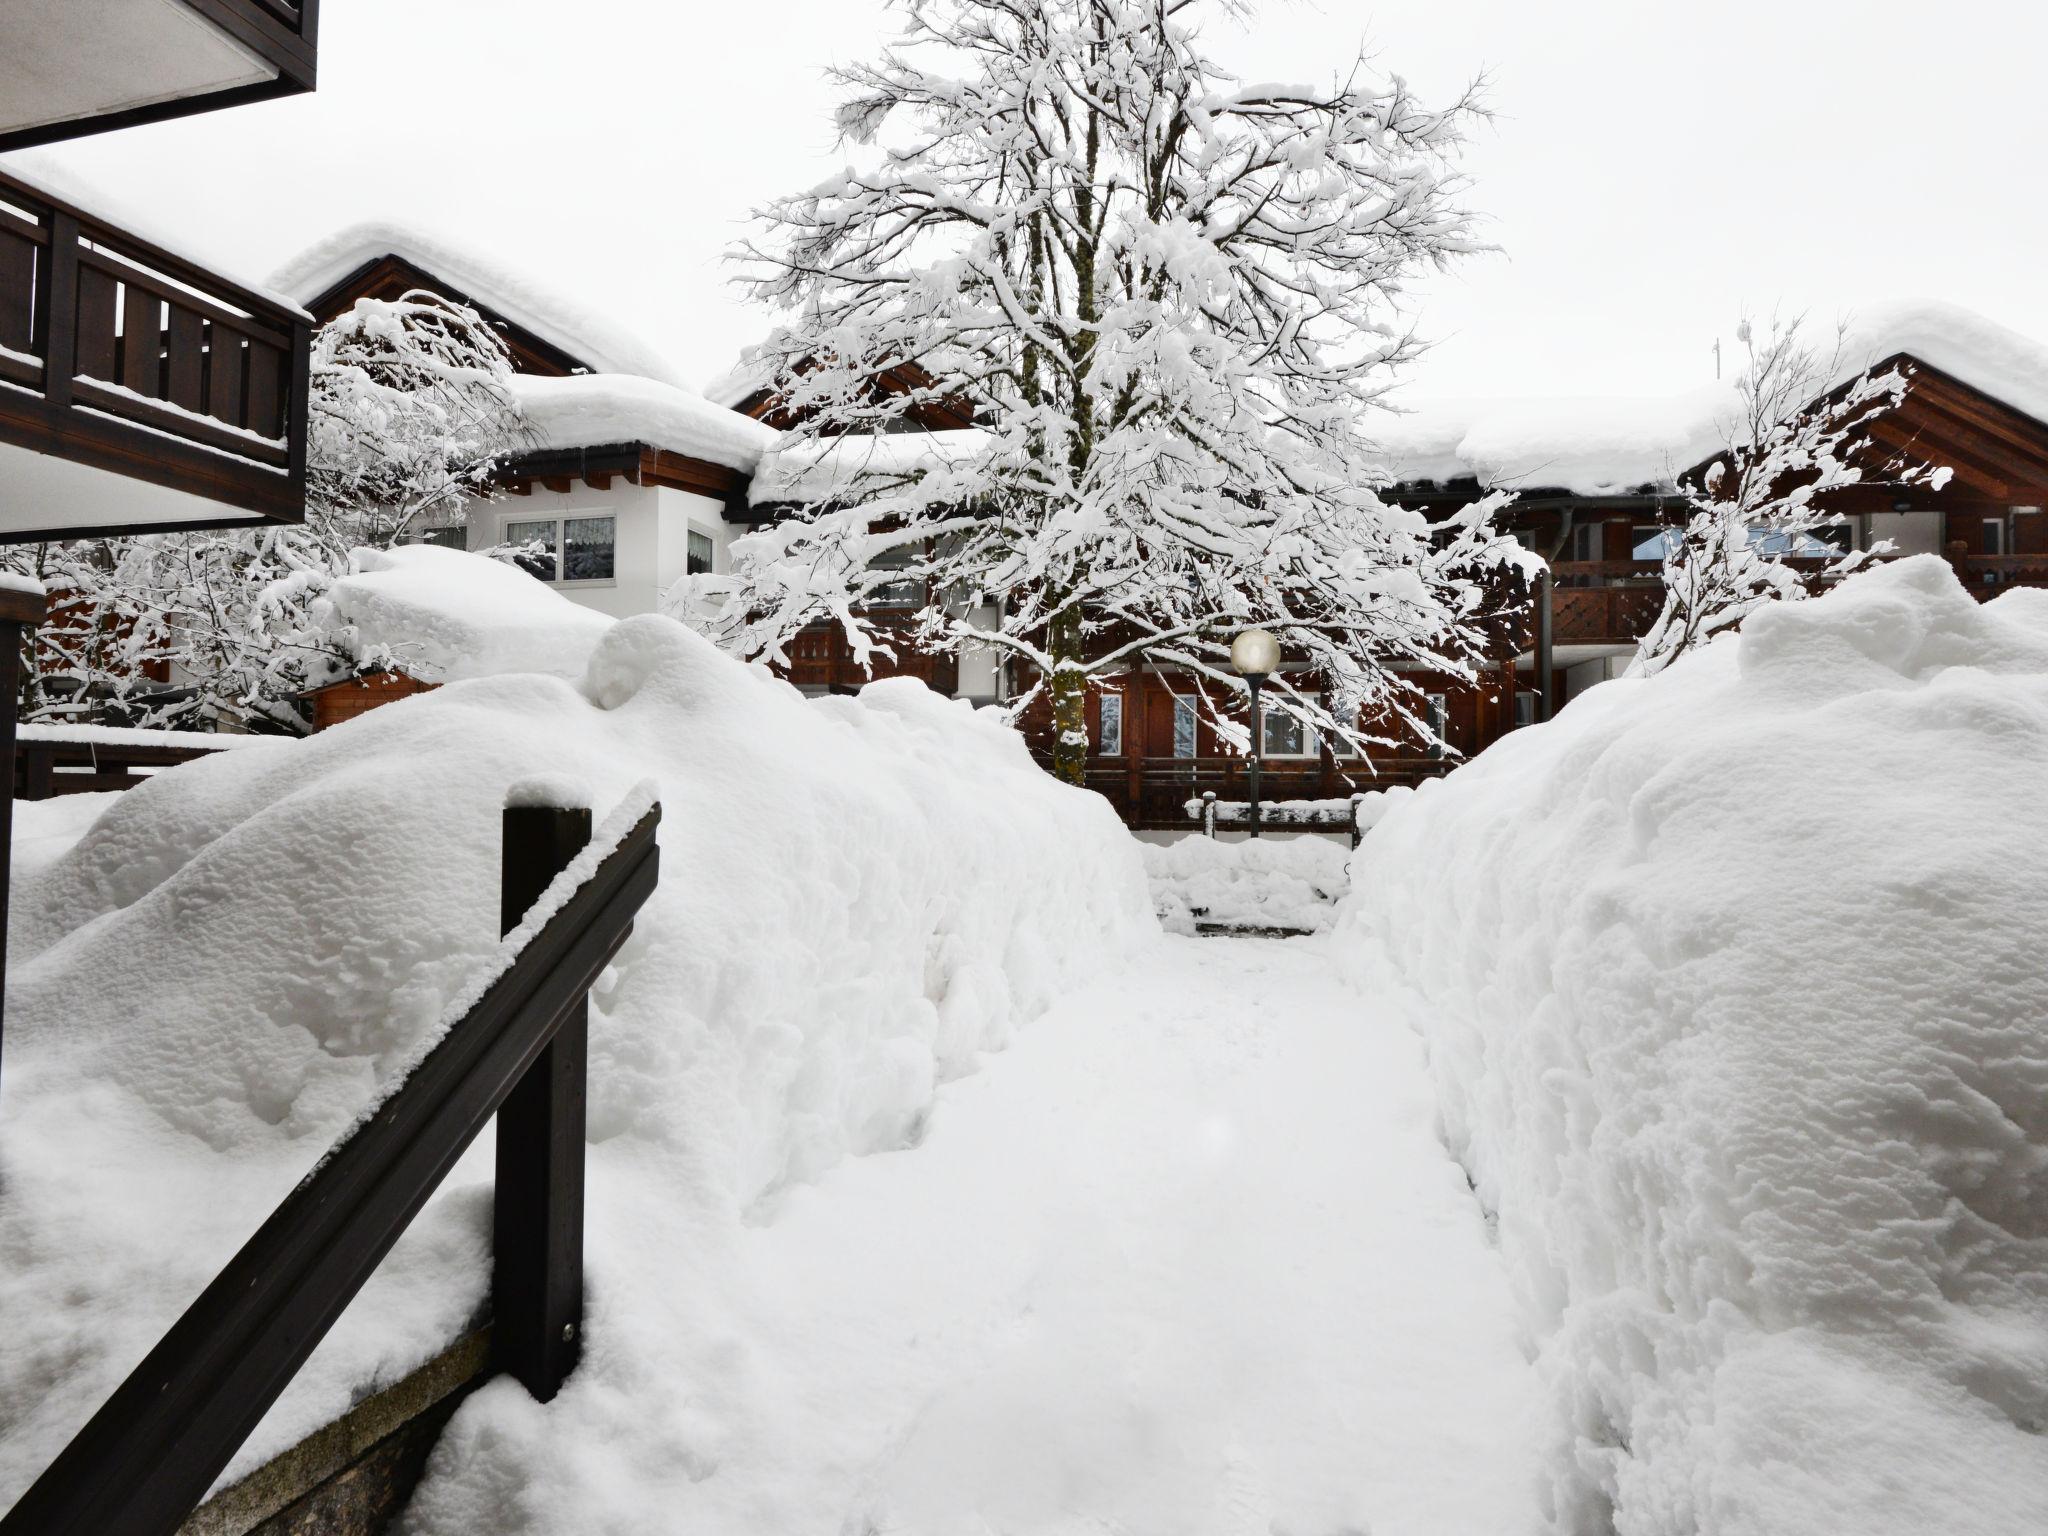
[0,167,310,540]
[781,616,960,695]
[1946,553,2048,592]
[1081,755,1456,831]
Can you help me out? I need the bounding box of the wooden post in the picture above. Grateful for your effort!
[1536,568,1557,724]
[0,586,45,1101]
[495,802,592,1403]
[1201,790,1217,839]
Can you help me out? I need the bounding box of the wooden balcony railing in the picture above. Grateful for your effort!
[1947,553,2048,589]
[0,794,659,1536]
[0,168,310,538]
[782,616,960,695]
[1081,754,1455,830]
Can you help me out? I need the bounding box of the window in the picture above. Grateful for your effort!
[1425,691,1449,760]
[1099,693,1123,756]
[687,529,715,576]
[505,514,615,583]
[1515,690,1538,728]
[1172,697,1197,759]
[1983,517,2008,557]
[1260,708,1306,756]
[868,543,924,608]
[1631,525,1676,560]
[1568,521,1602,562]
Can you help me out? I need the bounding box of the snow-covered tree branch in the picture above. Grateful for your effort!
[1632,314,1952,678]
[698,0,1528,782]
[4,291,527,730]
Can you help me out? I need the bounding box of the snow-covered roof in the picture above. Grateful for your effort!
[703,352,773,409]
[510,372,778,474]
[0,151,310,318]
[268,222,695,391]
[1378,301,2048,497]
[1372,386,1738,498]
[750,428,996,505]
[1839,300,2048,429]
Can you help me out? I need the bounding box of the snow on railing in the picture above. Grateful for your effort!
[1186,790,1370,845]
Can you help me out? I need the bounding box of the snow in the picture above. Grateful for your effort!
[1375,300,2048,493]
[0,571,45,598]
[749,426,997,505]
[1841,299,2048,430]
[0,151,311,318]
[268,222,696,391]
[0,611,1151,1515]
[1372,386,1739,496]
[404,936,1541,1535]
[508,371,777,474]
[1332,554,2048,1534]
[313,544,614,683]
[81,377,288,449]
[1142,833,1350,935]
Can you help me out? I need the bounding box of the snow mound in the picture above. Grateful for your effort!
[1333,554,2048,1534]
[1143,834,1350,935]
[314,544,614,682]
[268,222,693,390]
[508,372,777,474]
[0,615,1152,1517]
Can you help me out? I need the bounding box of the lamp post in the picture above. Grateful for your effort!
[1231,628,1281,838]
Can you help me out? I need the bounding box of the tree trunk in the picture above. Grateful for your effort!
[1050,608,1087,786]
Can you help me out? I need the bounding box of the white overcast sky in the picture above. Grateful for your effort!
[15,0,2045,403]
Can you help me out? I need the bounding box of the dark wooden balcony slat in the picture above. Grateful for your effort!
[73,265,117,381]
[207,327,246,430]
[0,229,34,355]
[245,343,285,441]
[76,244,293,352]
[119,284,161,397]
[166,306,206,414]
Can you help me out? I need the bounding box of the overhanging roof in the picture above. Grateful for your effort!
[0,0,319,152]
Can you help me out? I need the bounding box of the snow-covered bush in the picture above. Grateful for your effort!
[1143,834,1350,935]
[1334,554,2048,1534]
[0,600,1151,1522]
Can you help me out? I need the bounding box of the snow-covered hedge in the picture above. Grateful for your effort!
[1144,833,1349,934]
[1334,556,2048,1535]
[0,611,1151,1519]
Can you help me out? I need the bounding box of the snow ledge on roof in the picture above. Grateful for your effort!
[509,373,778,474]
[268,222,695,391]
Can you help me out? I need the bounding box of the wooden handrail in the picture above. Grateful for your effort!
[0,799,660,1536]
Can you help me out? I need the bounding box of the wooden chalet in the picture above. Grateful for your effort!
[274,231,774,622]
[726,319,2048,829]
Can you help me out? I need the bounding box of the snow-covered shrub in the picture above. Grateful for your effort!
[1334,555,2048,1535]
[0,605,1151,1519]
[1143,835,1350,935]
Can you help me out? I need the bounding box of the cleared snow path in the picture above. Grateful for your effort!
[413,936,1541,1534]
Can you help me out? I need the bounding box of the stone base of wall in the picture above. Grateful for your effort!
[178,1330,491,1536]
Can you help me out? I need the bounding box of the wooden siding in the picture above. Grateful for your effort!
[308,671,437,733]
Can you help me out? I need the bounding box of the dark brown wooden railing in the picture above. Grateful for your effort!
[0,797,659,1536]
[0,168,310,536]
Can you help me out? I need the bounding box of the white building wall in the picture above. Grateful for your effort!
[467,478,735,622]
[1864,509,1944,558]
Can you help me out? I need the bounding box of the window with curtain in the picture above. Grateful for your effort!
[503,515,616,583]
[1261,709,1305,756]
[1172,697,1197,758]
[1099,693,1123,756]
[687,529,715,576]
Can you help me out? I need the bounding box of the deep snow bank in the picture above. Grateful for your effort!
[1334,556,2048,1535]
[0,614,1150,1516]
